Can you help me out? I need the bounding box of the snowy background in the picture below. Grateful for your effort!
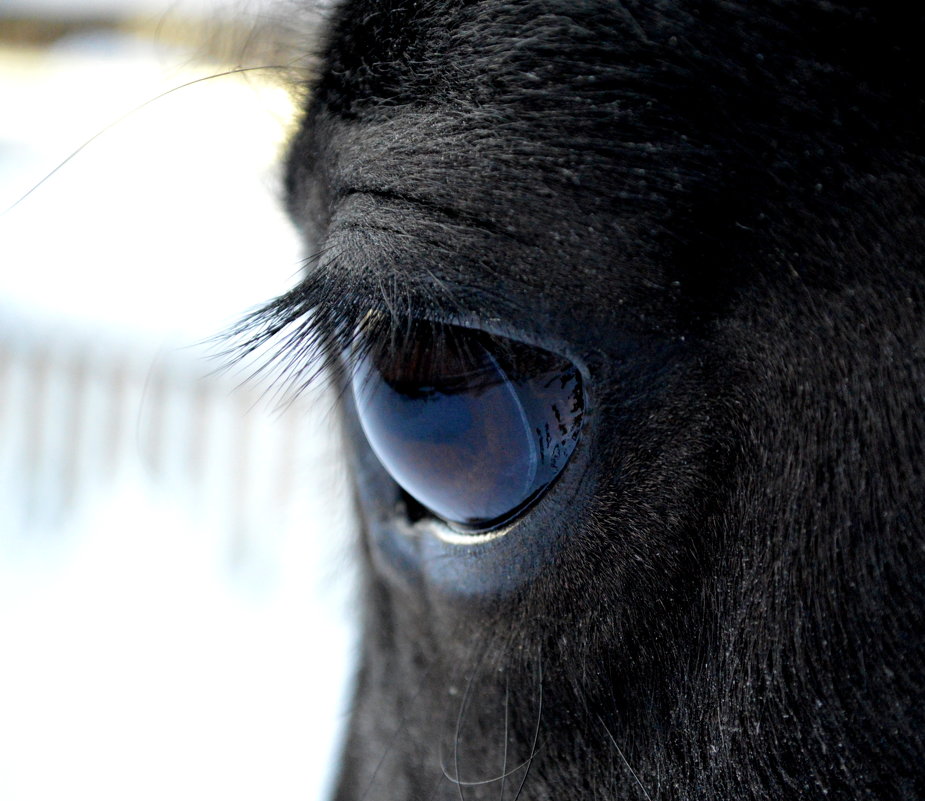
[0,2,355,799]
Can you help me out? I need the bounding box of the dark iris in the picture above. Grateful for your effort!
[351,320,584,531]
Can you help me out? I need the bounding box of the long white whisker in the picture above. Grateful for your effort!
[598,714,653,801]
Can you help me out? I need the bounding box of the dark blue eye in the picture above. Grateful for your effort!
[351,321,584,531]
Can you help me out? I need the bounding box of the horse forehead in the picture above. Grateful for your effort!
[300,0,883,213]
[288,1,920,317]
[310,0,877,105]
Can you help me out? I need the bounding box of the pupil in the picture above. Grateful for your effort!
[351,321,584,531]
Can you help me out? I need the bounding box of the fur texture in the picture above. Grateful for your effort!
[275,2,925,798]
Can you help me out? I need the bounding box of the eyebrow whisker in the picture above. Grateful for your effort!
[3,64,299,217]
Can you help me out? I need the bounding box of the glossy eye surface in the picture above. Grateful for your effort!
[351,320,584,531]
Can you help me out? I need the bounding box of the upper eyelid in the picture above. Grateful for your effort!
[334,186,515,242]
[232,202,592,399]
[223,256,469,395]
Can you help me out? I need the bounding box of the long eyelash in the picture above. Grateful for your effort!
[219,249,462,403]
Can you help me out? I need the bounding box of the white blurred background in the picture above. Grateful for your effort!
[0,2,355,799]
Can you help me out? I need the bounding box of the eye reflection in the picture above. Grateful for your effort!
[351,320,584,531]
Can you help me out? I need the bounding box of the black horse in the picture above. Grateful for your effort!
[247,2,925,798]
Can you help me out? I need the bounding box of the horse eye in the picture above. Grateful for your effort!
[351,320,584,531]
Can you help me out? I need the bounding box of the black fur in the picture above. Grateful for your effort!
[275,2,925,798]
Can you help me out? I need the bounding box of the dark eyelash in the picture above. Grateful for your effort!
[220,250,465,402]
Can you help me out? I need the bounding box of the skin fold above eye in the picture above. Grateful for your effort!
[351,320,584,531]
